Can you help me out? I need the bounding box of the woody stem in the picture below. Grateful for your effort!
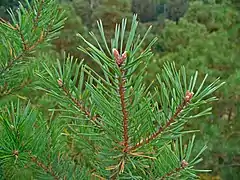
[118,69,129,152]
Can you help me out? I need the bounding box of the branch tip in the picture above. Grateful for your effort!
[185,90,193,103]
[113,48,127,67]
[57,78,63,87]
[181,159,189,168]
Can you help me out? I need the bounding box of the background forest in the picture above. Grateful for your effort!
[0,0,239,179]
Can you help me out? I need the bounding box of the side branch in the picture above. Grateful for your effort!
[33,0,44,30]
[0,79,32,98]
[16,24,27,50]
[0,0,55,77]
[0,31,44,76]
[30,155,60,180]
[127,91,193,152]
[159,160,189,180]
[57,79,99,122]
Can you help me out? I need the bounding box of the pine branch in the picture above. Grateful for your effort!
[0,79,32,98]
[0,0,65,99]
[127,91,194,152]
[30,154,60,180]
[33,0,44,31]
[91,173,106,180]
[113,49,129,152]
[16,24,27,50]
[0,18,16,30]
[159,160,189,180]
[24,13,223,178]
[57,78,99,122]
[0,5,46,76]
[119,73,129,152]
[0,30,44,76]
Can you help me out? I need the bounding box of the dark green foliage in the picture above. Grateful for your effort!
[0,0,65,102]
[0,0,224,178]
[131,0,161,22]
[131,0,189,24]
[165,0,189,24]
[1,0,239,179]
[37,15,223,177]
[0,100,87,179]
[52,0,240,179]
[143,1,240,179]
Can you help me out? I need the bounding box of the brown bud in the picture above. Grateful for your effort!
[57,78,63,87]
[185,90,193,102]
[13,150,19,157]
[181,159,189,168]
[121,51,127,60]
[112,48,127,67]
[113,48,120,61]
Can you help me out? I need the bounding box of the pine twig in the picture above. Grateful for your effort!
[118,72,129,152]
[0,25,44,76]
[33,0,44,31]
[113,49,129,152]
[30,155,60,180]
[127,91,194,152]
[16,24,28,50]
[0,30,44,76]
[0,0,56,77]
[0,79,32,98]
[159,160,189,180]
[57,79,99,122]
[0,17,16,30]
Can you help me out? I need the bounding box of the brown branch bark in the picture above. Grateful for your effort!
[113,49,129,153]
[159,160,189,180]
[0,0,50,77]
[127,91,193,152]
[33,0,44,31]
[118,69,129,152]
[30,155,60,180]
[16,24,27,50]
[0,18,16,30]
[57,79,99,122]
[0,30,44,76]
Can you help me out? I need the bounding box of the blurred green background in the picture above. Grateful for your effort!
[1,0,239,179]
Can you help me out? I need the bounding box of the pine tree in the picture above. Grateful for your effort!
[0,0,224,179]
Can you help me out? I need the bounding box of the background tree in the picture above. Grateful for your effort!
[164,0,189,24]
